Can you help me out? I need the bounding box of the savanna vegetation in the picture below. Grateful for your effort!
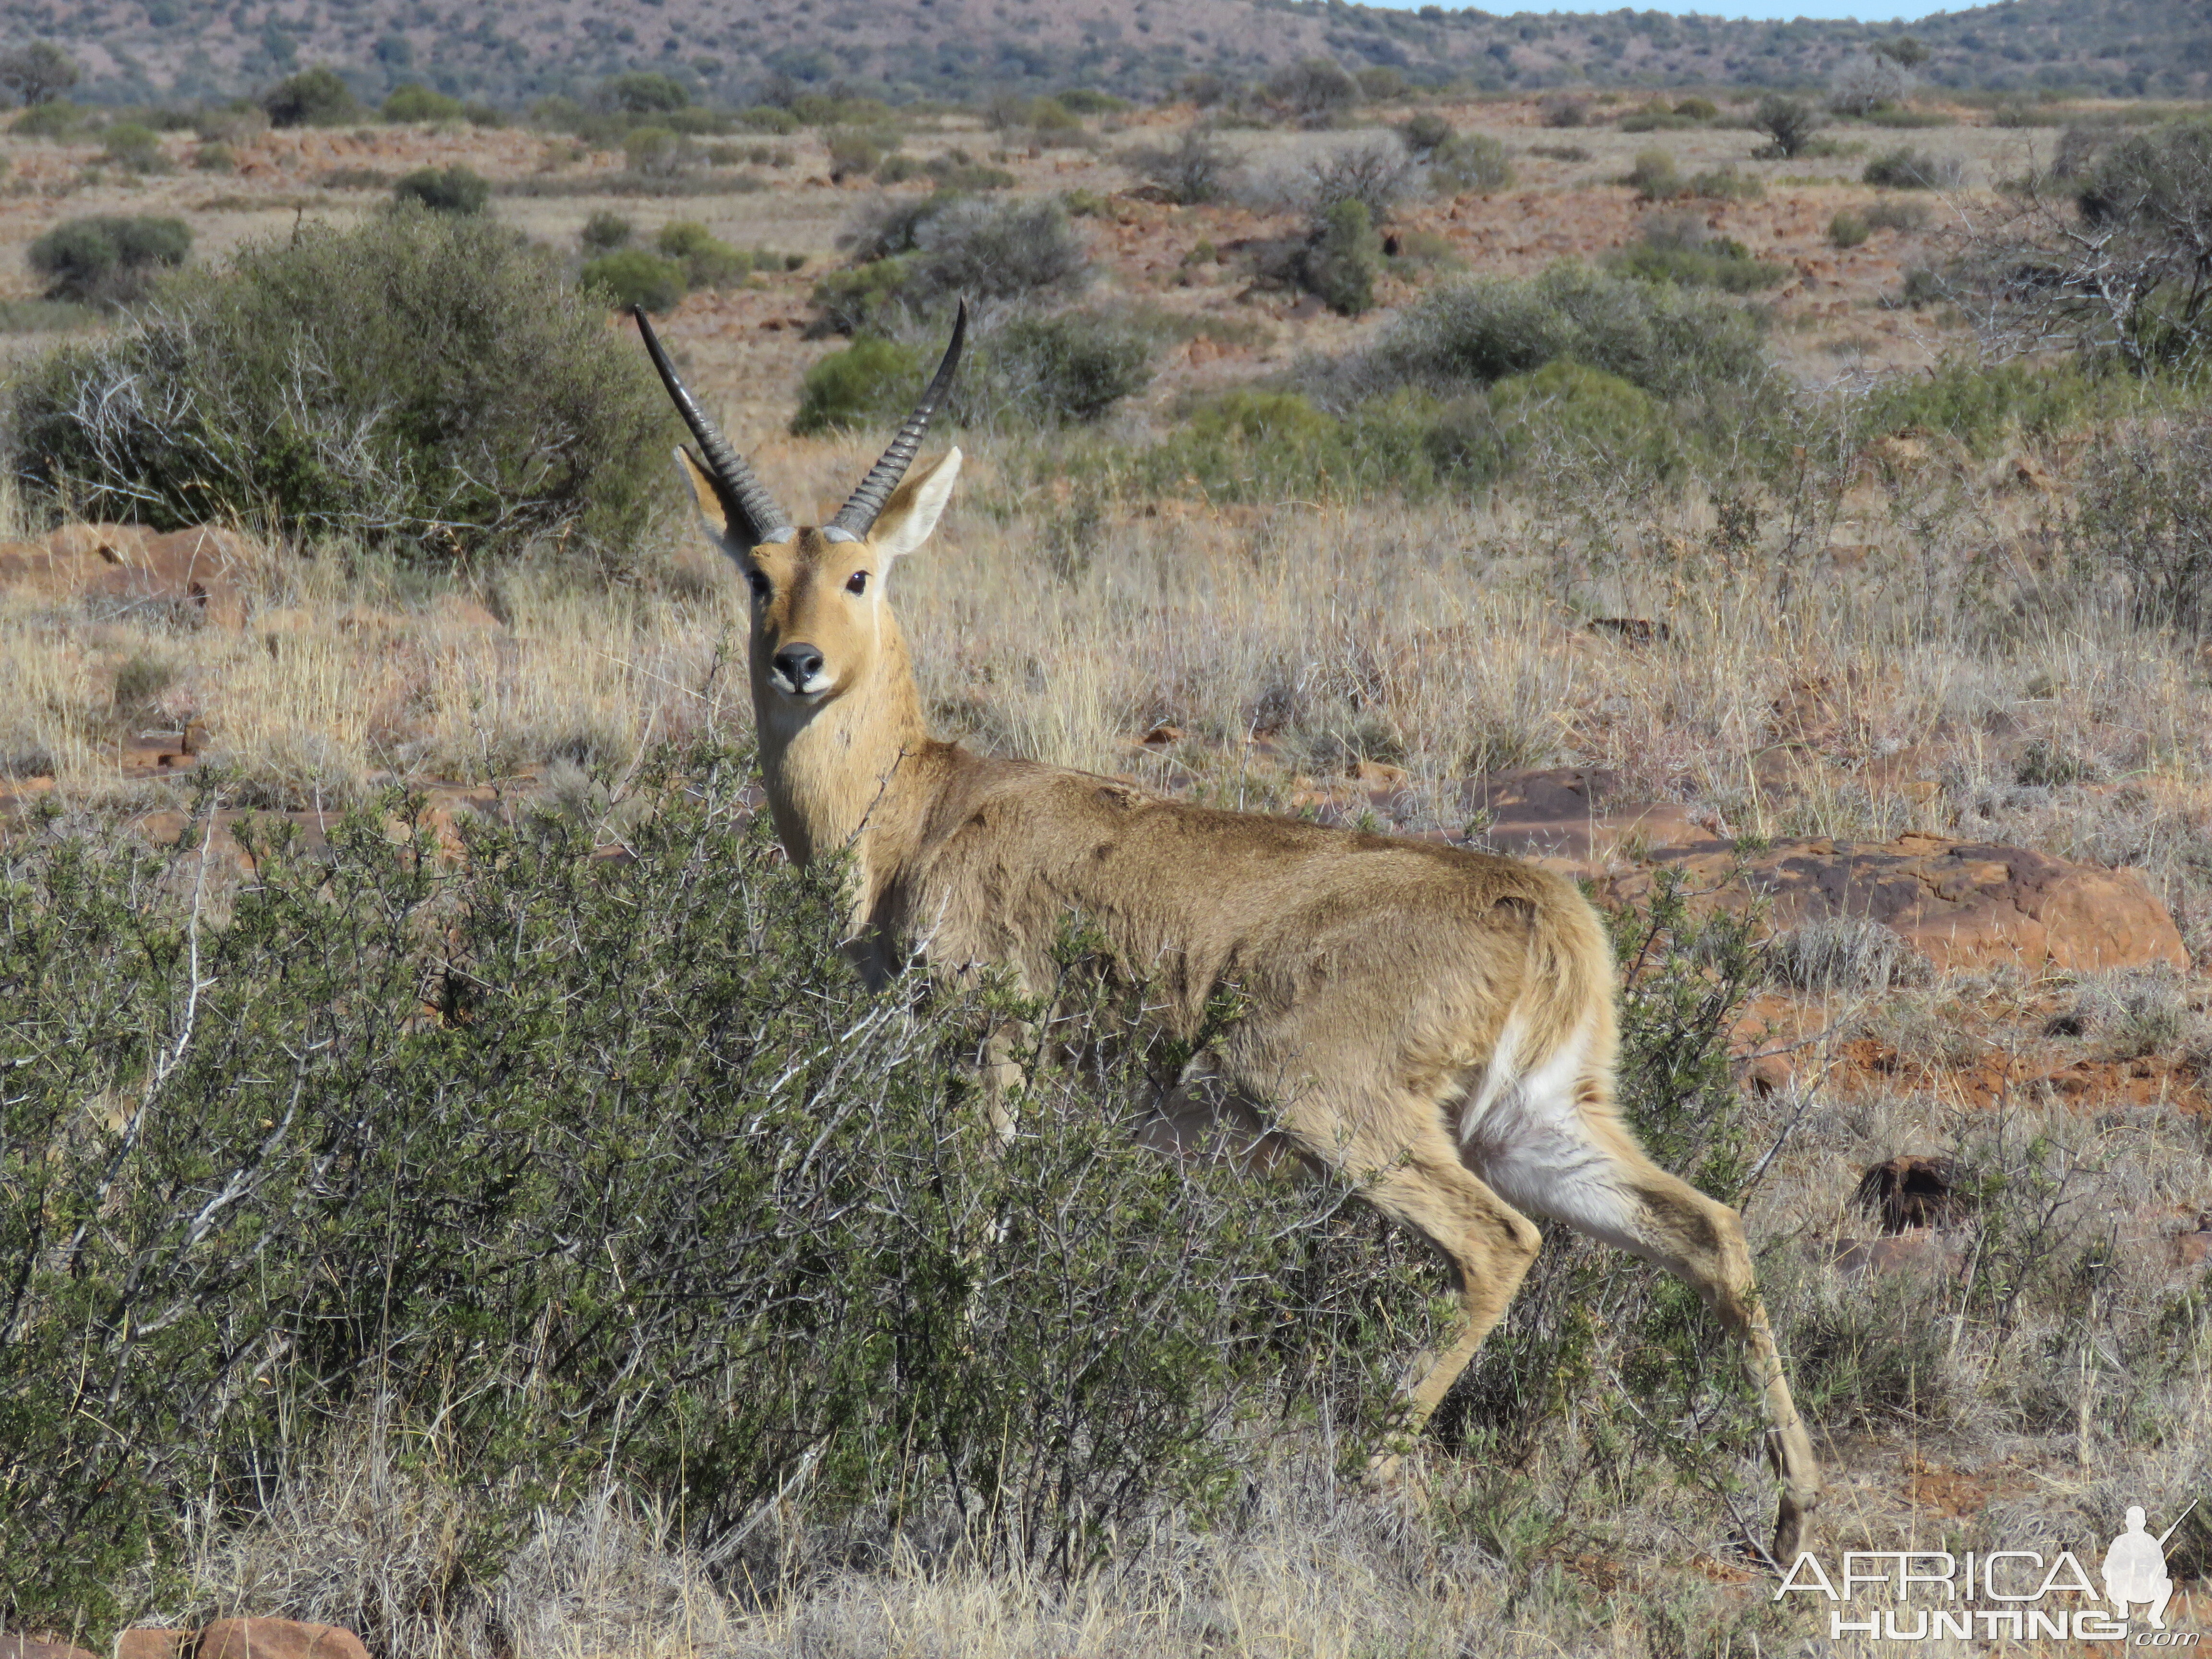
[1,44,2212,1659]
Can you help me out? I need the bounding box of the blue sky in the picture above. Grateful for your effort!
[1362,0,1947,17]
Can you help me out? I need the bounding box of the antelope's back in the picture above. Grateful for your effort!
[899,753,1617,1048]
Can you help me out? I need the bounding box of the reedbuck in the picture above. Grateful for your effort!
[635,305,1822,1558]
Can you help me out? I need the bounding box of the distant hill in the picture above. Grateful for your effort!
[27,0,2212,110]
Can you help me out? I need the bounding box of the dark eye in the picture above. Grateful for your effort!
[745,569,769,599]
[846,570,869,595]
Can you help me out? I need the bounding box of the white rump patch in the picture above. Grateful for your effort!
[1459,1012,1643,1253]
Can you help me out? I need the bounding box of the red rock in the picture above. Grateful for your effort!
[1349,758,1408,787]
[114,1631,195,1659]
[0,1635,99,1659]
[2176,1232,2212,1271]
[47,521,153,563]
[1741,1052,1795,1096]
[195,1622,366,1659]
[1614,833,2187,975]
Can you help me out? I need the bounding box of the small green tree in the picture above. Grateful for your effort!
[791,336,922,434]
[1305,198,1383,316]
[579,210,633,253]
[380,83,462,123]
[1751,94,1821,158]
[601,69,688,114]
[0,41,78,106]
[26,215,191,306]
[99,122,167,173]
[14,209,671,561]
[392,165,489,214]
[655,221,751,287]
[262,66,360,128]
[580,248,686,313]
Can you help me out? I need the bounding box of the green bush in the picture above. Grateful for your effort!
[98,122,167,172]
[12,98,87,138]
[191,142,236,173]
[1305,198,1383,315]
[1859,357,2090,453]
[964,310,1156,426]
[261,66,361,128]
[1864,195,1931,231]
[1609,223,1789,294]
[809,258,912,336]
[1431,132,1513,193]
[392,165,489,215]
[791,335,923,434]
[0,750,1421,1630]
[1399,111,1453,158]
[1863,145,1963,189]
[827,130,884,179]
[380,84,463,123]
[601,69,688,115]
[1342,262,1770,403]
[1105,387,1457,505]
[579,209,632,252]
[1490,359,1681,477]
[13,209,671,563]
[735,103,801,134]
[1300,200,1371,316]
[1057,87,1128,115]
[2077,412,2212,631]
[580,247,686,313]
[654,220,751,288]
[624,126,695,177]
[1673,96,1719,121]
[1751,93,1821,158]
[1829,209,1870,248]
[813,196,1089,334]
[1624,147,1683,200]
[26,215,191,307]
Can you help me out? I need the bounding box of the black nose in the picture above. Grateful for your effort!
[772,643,825,687]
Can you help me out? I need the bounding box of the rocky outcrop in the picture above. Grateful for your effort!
[0,522,255,627]
[112,1623,367,1659]
[1465,768,2189,975]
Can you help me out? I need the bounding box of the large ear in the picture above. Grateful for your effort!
[869,447,962,561]
[672,447,730,542]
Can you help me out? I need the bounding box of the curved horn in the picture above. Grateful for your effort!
[827,301,967,541]
[632,305,792,546]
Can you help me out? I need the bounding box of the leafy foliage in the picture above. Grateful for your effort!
[2076,409,2212,631]
[814,195,1090,335]
[12,209,670,564]
[26,215,191,307]
[1305,200,1384,317]
[260,66,360,128]
[580,248,685,313]
[392,165,489,214]
[1331,262,1771,404]
[0,746,1427,1634]
[1751,94,1822,158]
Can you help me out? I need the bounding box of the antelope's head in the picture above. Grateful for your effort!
[635,304,965,715]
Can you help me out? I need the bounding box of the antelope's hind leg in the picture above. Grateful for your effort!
[1468,1095,1822,1561]
[1351,1124,1544,1483]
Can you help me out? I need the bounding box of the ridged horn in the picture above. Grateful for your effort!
[826,301,967,540]
[632,305,792,546]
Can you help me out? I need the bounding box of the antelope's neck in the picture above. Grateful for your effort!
[754,632,935,893]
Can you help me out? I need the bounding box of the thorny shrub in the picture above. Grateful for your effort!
[0,745,1430,1638]
[10,208,671,565]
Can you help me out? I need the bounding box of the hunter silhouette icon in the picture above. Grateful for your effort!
[2104,1502,2195,1630]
